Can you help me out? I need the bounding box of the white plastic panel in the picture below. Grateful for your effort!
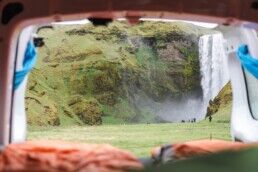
[11,26,35,143]
[221,26,258,142]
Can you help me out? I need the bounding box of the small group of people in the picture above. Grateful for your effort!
[181,118,196,123]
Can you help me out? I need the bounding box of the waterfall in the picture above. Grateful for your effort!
[198,33,229,118]
[129,33,229,122]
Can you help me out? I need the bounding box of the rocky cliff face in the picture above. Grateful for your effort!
[26,21,215,126]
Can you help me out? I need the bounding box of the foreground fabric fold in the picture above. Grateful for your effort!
[0,141,142,172]
[151,139,258,163]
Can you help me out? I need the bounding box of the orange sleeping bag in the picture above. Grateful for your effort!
[0,139,257,171]
[151,139,258,162]
[0,141,142,172]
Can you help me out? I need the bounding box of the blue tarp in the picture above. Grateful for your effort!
[237,45,258,79]
[14,41,37,90]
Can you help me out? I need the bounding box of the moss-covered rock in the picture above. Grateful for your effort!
[206,82,232,117]
[68,96,103,125]
[26,97,60,126]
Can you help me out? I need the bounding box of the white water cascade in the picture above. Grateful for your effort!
[198,33,230,119]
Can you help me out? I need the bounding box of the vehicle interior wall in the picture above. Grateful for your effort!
[1,1,258,172]
[1,0,258,153]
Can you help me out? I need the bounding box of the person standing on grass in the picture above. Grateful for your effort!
[209,115,212,122]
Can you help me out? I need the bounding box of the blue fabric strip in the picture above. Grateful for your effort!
[14,41,37,90]
[237,44,258,79]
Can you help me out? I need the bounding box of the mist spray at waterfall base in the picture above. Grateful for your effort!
[132,33,229,123]
[133,92,204,122]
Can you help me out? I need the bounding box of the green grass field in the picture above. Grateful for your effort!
[28,105,231,157]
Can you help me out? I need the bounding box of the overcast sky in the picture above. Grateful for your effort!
[53,18,218,28]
